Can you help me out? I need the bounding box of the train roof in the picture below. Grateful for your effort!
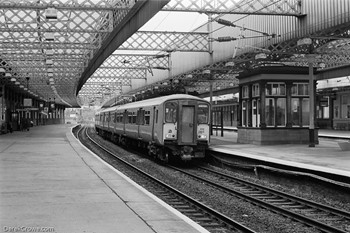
[118,94,209,110]
[99,94,209,113]
[96,105,119,114]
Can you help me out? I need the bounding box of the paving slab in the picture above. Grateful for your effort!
[210,129,350,176]
[0,125,209,233]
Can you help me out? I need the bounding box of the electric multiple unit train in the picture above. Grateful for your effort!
[95,94,211,162]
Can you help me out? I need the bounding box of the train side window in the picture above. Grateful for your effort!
[165,102,177,123]
[155,109,158,124]
[145,110,150,125]
[137,109,145,125]
[125,111,129,124]
[132,111,137,124]
[127,111,131,124]
[110,113,114,123]
[113,113,117,123]
[117,113,122,123]
[120,112,124,123]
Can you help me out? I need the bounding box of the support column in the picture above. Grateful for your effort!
[259,80,266,128]
[286,81,293,127]
[307,55,316,147]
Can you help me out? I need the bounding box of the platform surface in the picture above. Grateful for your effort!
[0,125,208,233]
[210,128,350,177]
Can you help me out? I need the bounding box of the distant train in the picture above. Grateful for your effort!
[95,94,211,162]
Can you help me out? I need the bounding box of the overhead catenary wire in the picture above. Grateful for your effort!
[168,0,282,52]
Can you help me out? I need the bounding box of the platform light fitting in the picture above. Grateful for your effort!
[255,53,267,59]
[10,78,16,82]
[319,62,326,68]
[45,32,55,41]
[5,72,11,77]
[45,8,57,20]
[202,70,211,74]
[46,59,53,65]
[0,68,5,73]
[46,49,54,55]
[225,61,235,67]
[297,38,312,46]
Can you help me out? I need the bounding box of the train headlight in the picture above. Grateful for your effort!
[198,134,207,139]
[166,133,176,139]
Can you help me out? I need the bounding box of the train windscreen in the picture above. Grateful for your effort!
[198,104,209,124]
[165,102,177,123]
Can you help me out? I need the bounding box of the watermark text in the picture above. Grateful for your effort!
[3,226,55,232]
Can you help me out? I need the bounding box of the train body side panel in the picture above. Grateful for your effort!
[154,104,164,145]
[115,110,124,136]
[124,107,138,140]
[138,105,154,142]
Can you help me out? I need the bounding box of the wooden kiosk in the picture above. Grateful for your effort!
[237,66,318,145]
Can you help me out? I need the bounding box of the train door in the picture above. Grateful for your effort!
[137,108,144,139]
[102,113,106,128]
[107,112,111,129]
[180,105,195,143]
[123,110,127,135]
[152,107,157,141]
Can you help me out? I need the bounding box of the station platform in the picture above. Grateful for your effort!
[0,125,208,233]
[209,128,350,183]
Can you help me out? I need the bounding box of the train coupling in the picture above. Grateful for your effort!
[180,146,193,161]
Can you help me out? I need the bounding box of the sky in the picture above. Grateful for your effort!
[113,11,208,55]
[140,11,208,32]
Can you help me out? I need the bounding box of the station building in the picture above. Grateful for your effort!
[0,84,65,134]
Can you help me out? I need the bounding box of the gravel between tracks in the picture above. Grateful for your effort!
[82,127,350,233]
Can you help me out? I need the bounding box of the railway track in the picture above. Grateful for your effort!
[77,126,257,233]
[168,165,350,233]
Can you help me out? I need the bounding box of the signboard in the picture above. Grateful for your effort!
[320,98,328,107]
[23,98,33,107]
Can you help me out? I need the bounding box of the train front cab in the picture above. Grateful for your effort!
[163,99,210,161]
